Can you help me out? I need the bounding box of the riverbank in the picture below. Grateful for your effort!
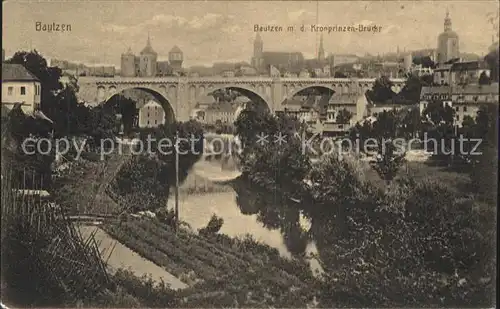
[101,215,317,306]
[78,225,188,290]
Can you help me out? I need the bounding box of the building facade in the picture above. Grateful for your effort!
[138,100,165,128]
[204,102,238,124]
[419,84,499,127]
[322,93,368,134]
[2,64,42,114]
[449,61,490,85]
[433,61,490,85]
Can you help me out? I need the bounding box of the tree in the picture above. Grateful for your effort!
[334,71,348,78]
[199,214,224,235]
[400,106,421,138]
[470,104,498,202]
[336,108,353,124]
[460,115,475,135]
[106,94,138,135]
[478,71,492,85]
[50,86,91,136]
[484,47,499,82]
[366,75,396,103]
[413,55,436,69]
[370,140,406,186]
[87,105,116,148]
[234,104,276,149]
[372,109,400,138]
[210,89,239,103]
[2,106,55,189]
[422,101,455,127]
[395,74,427,104]
[112,156,169,212]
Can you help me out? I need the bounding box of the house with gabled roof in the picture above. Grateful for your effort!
[2,64,42,114]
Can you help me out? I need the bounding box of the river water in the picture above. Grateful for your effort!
[167,160,323,275]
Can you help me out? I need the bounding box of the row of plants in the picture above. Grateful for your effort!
[103,216,313,285]
[101,216,317,306]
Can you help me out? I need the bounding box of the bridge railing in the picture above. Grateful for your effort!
[78,76,407,84]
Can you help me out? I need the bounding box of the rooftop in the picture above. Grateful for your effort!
[283,98,303,107]
[451,83,499,94]
[140,35,157,55]
[421,84,499,96]
[141,100,162,109]
[450,61,488,71]
[2,64,40,82]
[170,46,182,53]
[329,93,362,104]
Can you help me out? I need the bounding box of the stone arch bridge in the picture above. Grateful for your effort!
[77,76,406,121]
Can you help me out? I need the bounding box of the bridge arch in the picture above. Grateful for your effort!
[103,86,176,123]
[196,84,271,112]
[282,84,337,105]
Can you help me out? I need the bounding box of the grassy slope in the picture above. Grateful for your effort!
[53,152,131,215]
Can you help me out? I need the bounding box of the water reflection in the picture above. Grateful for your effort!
[231,177,310,257]
[167,170,323,274]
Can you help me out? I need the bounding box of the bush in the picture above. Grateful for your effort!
[199,214,224,235]
[315,174,495,307]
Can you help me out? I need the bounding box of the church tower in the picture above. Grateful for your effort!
[139,33,158,77]
[318,34,325,62]
[437,10,460,64]
[252,33,263,69]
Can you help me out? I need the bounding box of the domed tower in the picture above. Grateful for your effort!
[437,10,459,64]
[168,46,183,70]
[139,34,157,77]
[121,47,136,77]
[251,33,263,69]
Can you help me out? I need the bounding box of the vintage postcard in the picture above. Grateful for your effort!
[1,0,498,308]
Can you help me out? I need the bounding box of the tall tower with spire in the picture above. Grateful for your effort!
[318,34,325,62]
[252,33,264,70]
[139,33,158,77]
[437,10,460,64]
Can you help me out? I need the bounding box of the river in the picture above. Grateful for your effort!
[167,160,323,275]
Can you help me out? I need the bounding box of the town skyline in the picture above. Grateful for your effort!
[3,1,498,68]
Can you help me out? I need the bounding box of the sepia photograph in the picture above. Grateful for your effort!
[1,0,498,307]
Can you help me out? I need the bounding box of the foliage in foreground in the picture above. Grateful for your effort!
[0,174,110,307]
[234,96,496,307]
[302,155,495,307]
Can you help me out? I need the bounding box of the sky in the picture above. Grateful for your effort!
[3,0,499,68]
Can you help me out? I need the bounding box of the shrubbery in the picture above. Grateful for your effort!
[300,155,495,307]
[234,102,495,306]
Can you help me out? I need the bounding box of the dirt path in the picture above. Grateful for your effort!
[78,225,188,290]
